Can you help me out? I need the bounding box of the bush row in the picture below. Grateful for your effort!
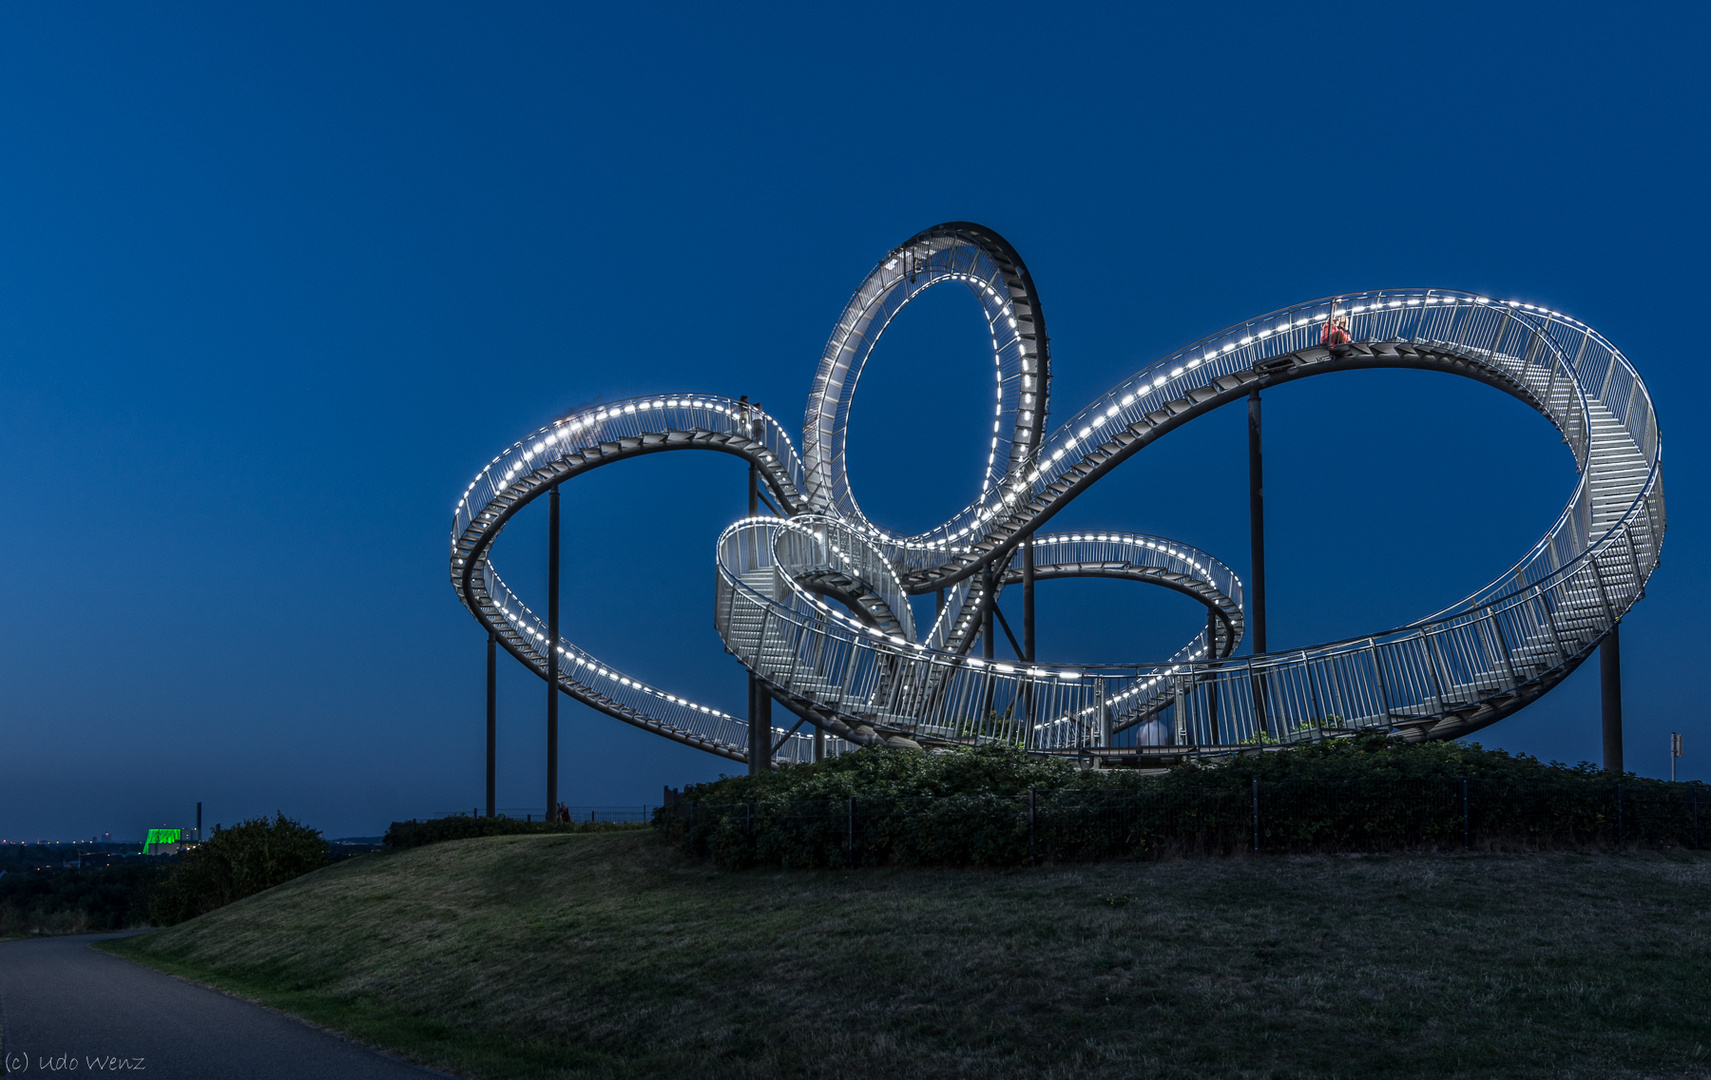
[0,865,169,935]
[657,740,1709,870]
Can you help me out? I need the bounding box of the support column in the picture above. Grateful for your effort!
[546,485,560,820]
[1022,536,1036,663]
[1601,626,1623,774]
[746,446,770,776]
[982,565,995,661]
[1248,390,1267,656]
[747,685,773,773]
[486,628,497,818]
[1206,610,1221,745]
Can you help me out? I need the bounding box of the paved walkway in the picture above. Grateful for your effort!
[0,934,443,1078]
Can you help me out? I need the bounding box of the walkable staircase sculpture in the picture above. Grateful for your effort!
[451,223,1663,767]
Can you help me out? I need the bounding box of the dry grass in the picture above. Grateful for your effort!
[105,833,1711,1079]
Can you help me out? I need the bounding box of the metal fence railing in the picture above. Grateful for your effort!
[434,806,656,825]
[660,780,1707,869]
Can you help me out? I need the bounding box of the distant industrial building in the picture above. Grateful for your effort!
[143,828,182,855]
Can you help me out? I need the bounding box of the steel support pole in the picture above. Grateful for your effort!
[486,629,497,818]
[757,691,772,770]
[1206,610,1220,744]
[1601,626,1623,774]
[1248,390,1267,656]
[747,457,770,775]
[1022,536,1036,663]
[546,485,560,820]
[982,565,995,661]
[746,678,758,775]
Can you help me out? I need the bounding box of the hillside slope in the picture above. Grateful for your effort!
[107,833,1711,1079]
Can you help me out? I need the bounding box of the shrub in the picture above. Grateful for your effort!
[150,813,327,925]
[383,816,642,850]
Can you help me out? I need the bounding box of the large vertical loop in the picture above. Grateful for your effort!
[802,223,1050,534]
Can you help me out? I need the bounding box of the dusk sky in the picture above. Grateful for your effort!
[2,3,1705,840]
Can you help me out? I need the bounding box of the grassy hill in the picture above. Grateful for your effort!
[104,832,1711,1079]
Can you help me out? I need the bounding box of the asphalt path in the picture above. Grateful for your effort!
[0,933,446,1078]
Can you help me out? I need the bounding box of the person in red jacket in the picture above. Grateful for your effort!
[1321,309,1351,347]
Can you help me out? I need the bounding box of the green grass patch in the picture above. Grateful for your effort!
[103,833,1711,1079]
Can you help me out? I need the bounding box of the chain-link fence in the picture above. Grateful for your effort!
[658,780,1707,869]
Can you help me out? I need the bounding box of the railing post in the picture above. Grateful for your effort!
[847,796,857,869]
[1615,781,1624,852]
[1252,777,1260,853]
[1461,778,1470,851]
[1028,786,1037,868]
[1369,639,1395,723]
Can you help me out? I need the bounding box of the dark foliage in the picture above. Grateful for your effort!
[383,816,643,850]
[658,739,1709,869]
[151,814,329,926]
[0,865,169,935]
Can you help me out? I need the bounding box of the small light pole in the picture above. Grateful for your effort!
[1671,732,1684,783]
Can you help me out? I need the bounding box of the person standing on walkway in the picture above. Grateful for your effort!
[1322,308,1351,347]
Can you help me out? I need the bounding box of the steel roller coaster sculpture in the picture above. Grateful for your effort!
[451,223,1663,776]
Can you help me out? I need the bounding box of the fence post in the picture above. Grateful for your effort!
[1461,778,1470,851]
[1252,777,1260,854]
[847,796,857,869]
[1615,781,1624,852]
[1693,793,1700,850]
[1028,786,1037,868]
[745,801,753,838]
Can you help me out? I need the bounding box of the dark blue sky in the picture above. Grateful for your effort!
[2,3,1705,840]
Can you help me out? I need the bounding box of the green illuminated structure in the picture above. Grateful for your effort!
[143,828,181,854]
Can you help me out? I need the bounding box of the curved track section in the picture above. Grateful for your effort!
[452,224,1663,765]
[803,223,1049,524]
